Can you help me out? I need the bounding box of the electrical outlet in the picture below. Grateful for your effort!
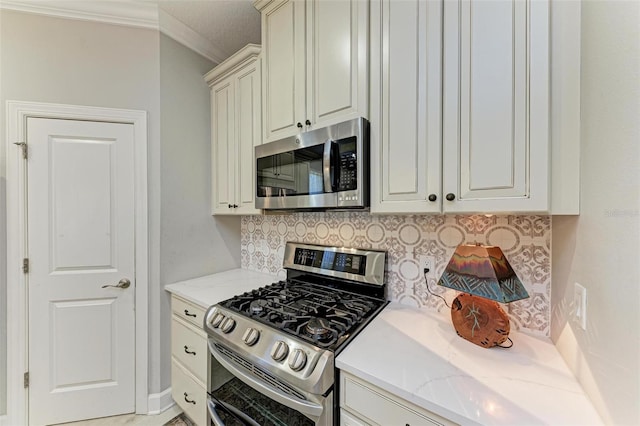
[574,282,587,330]
[419,255,435,277]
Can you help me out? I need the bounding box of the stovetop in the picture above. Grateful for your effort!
[204,242,387,396]
[219,278,386,351]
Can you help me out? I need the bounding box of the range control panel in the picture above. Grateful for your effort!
[293,247,366,275]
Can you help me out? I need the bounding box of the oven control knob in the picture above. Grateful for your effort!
[220,317,236,334]
[270,341,289,361]
[210,313,225,328]
[242,327,260,346]
[288,349,307,371]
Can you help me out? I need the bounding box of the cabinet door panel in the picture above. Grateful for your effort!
[443,0,549,212]
[262,0,306,142]
[236,60,262,214]
[311,0,368,127]
[370,0,442,213]
[463,0,526,196]
[211,78,235,214]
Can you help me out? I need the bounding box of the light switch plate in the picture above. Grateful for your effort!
[574,282,587,330]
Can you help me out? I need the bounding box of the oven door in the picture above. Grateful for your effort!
[207,340,332,426]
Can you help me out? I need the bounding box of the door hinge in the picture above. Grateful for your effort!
[24,372,29,388]
[22,258,29,274]
[14,142,27,159]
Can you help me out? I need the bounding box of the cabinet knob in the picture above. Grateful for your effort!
[228,204,232,208]
[445,193,456,201]
[297,122,303,129]
[428,194,437,202]
[305,119,311,126]
[233,204,238,208]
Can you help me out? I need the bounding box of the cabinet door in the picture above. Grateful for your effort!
[211,76,236,215]
[235,58,262,215]
[308,0,369,129]
[370,0,443,214]
[262,0,306,142]
[442,0,549,212]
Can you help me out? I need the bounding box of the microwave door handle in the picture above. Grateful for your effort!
[323,139,335,193]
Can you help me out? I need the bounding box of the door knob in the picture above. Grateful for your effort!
[102,278,131,289]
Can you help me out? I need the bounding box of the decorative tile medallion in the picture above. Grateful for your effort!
[241,213,551,336]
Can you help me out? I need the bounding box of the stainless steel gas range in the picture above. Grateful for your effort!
[203,242,387,426]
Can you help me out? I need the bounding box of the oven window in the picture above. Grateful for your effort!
[210,377,314,426]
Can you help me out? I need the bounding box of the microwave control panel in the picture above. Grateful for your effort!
[337,136,358,191]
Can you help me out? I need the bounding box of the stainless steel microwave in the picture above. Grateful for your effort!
[255,117,369,211]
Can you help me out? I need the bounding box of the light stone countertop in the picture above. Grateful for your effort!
[164,268,281,309]
[336,303,603,426]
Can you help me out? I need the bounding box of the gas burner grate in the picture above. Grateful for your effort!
[220,279,385,350]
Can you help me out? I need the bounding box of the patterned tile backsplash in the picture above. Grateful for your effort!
[241,213,551,336]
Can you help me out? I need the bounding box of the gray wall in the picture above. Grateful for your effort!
[0,7,162,404]
[551,1,640,424]
[0,9,241,411]
[158,34,240,390]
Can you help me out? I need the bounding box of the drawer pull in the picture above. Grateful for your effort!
[184,309,197,318]
[183,392,196,405]
[184,346,196,356]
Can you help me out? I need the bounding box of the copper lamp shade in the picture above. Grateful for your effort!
[437,244,529,348]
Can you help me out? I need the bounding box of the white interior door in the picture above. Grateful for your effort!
[26,117,136,425]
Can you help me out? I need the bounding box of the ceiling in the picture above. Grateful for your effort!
[155,0,261,61]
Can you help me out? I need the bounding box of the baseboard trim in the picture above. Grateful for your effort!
[147,387,175,415]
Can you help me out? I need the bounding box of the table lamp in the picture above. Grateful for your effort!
[437,244,529,348]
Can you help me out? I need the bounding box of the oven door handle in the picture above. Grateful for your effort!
[207,399,226,426]
[208,340,324,418]
[207,398,260,426]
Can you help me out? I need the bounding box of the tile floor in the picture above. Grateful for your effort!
[59,404,182,426]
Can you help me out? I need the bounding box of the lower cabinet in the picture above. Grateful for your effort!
[171,295,208,425]
[340,372,456,426]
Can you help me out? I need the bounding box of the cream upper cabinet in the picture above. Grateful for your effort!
[206,44,262,215]
[256,0,369,143]
[370,0,443,214]
[371,0,579,214]
[442,0,549,212]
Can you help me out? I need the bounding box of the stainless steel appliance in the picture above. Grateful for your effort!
[204,242,387,425]
[255,118,369,211]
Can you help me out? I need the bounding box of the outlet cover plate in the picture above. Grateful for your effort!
[419,255,435,277]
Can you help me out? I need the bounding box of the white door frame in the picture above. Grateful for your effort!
[5,101,149,425]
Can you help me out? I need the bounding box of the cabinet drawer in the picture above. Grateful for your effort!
[172,359,207,426]
[341,408,370,426]
[341,373,456,426]
[172,316,207,384]
[172,296,206,329]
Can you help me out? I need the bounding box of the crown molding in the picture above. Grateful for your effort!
[0,1,229,64]
[158,9,227,65]
[0,0,158,29]
[204,43,261,85]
